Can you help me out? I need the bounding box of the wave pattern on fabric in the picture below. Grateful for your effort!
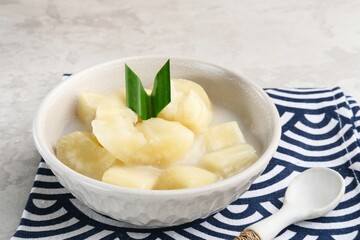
[13,87,360,240]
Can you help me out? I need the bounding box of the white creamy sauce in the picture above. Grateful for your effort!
[63,116,87,135]
[211,105,243,126]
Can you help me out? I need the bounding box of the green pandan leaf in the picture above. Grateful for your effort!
[125,60,171,120]
[151,59,171,117]
[125,64,150,119]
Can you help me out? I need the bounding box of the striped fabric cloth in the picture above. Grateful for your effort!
[13,87,360,240]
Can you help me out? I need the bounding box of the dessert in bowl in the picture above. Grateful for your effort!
[33,56,281,227]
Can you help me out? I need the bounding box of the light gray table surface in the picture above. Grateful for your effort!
[1,1,360,239]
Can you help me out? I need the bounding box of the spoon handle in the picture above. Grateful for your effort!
[234,204,303,240]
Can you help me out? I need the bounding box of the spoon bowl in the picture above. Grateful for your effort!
[285,167,345,218]
[236,168,345,240]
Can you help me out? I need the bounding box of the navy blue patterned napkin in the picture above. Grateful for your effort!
[13,87,360,239]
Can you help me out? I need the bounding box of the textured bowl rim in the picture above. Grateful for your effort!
[33,55,281,198]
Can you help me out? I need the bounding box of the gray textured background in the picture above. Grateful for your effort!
[1,1,360,238]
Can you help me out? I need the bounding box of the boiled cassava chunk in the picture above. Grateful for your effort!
[159,79,212,133]
[92,109,194,167]
[200,144,257,177]
[204,121,245,152]
[77,92,104,129]
[154,165,218,190]
[96,90,126,111]
[102,164,162,190]
[56,131,116,180]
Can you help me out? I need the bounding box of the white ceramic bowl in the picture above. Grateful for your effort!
[33,56,281,227]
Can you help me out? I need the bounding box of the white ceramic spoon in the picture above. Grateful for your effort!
[235,167,345,240]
